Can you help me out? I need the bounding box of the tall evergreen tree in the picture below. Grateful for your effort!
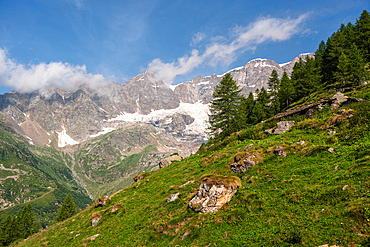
[249,87,271,124]
[17,204,38,239]
[208,73,243,140]
[354,10,370,62]
[54,194,77,223]
[336,43,369,86]
[267,69,281,114]
[241,92,256,125]
[278,71,295,109]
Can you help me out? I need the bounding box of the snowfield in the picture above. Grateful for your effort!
[108,101,210,134]
[57,126,79,147]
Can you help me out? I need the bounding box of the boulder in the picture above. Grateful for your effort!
[188,175,241,214]
[274,146,286,157]
[159,154,183,169]
[274,121,295,135]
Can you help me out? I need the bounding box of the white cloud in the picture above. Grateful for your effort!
[190,32,206,46]
[0,48,108,94]
[148,14,308,84]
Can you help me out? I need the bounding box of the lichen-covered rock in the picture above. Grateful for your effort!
[230,157,255,174]
[274,121,295,134]
[230,152,260,174]
[189,175,241,214]
[158,154,183,169]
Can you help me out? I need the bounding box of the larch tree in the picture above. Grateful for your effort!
[54,194,77,223]
[208,73,243,140]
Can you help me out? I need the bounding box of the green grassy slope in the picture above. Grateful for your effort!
[17,85,370,246]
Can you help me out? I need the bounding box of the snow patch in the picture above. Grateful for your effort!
[108,101,210,134]
[253,60,274,68]
[279,61,291,67]
[198,81,209,85]
[90,127,116,138]
[57,126,79,147]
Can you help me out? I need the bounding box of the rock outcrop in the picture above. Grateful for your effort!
[188,175,241,214]
[158,154,183,169]
[265,121,294,135]
[230,152,260,174]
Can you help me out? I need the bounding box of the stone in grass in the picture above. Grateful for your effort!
[327,129,336,135]
[328,148,335,153]
[230,152,260,174]
[274,146,286,157]
[167,193,179,202]
[189,174,241,214]
[91,216,101,227]
[274,121,295,135]
[87,234,100,241]
[159,154,183,169]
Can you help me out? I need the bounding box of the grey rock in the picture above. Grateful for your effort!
[274,121,294,135]
[342,185,348,191]
[274,146,286,157]
[332,92,348,104]
[87,234,100,240]
[167,193,179,202]
[328,148,335,153]
[230,157,255,174]
[333,166,339,172]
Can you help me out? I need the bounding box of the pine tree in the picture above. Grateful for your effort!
[278,71,295,109]
[241,92,255,125]
[355,10,370,62]
[54,194,77,223]
[267,69,281,114]
[336,43,369,86]
[249,87,271,124]
[208,73,244,140]
[17,204,38,239]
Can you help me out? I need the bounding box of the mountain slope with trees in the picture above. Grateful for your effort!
[10,10,370,247]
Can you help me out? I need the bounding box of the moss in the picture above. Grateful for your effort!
[199,174,242,189]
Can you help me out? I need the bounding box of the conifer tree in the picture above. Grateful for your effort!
[336,43,369,86]
[355,10,370,62]
[278,71,295,109]
[17,204,38,239]
[249,87,271,124]
[54,194,77,223]
[241,92,255,125]
[267,69,281,114]
[208,73,243,140]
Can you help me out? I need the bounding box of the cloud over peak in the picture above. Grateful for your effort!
[0,48,108,94]
[148,14,308,84]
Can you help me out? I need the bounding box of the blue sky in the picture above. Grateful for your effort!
[0,0,368,94]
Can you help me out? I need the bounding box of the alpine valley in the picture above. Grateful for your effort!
[0,53,310,227]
